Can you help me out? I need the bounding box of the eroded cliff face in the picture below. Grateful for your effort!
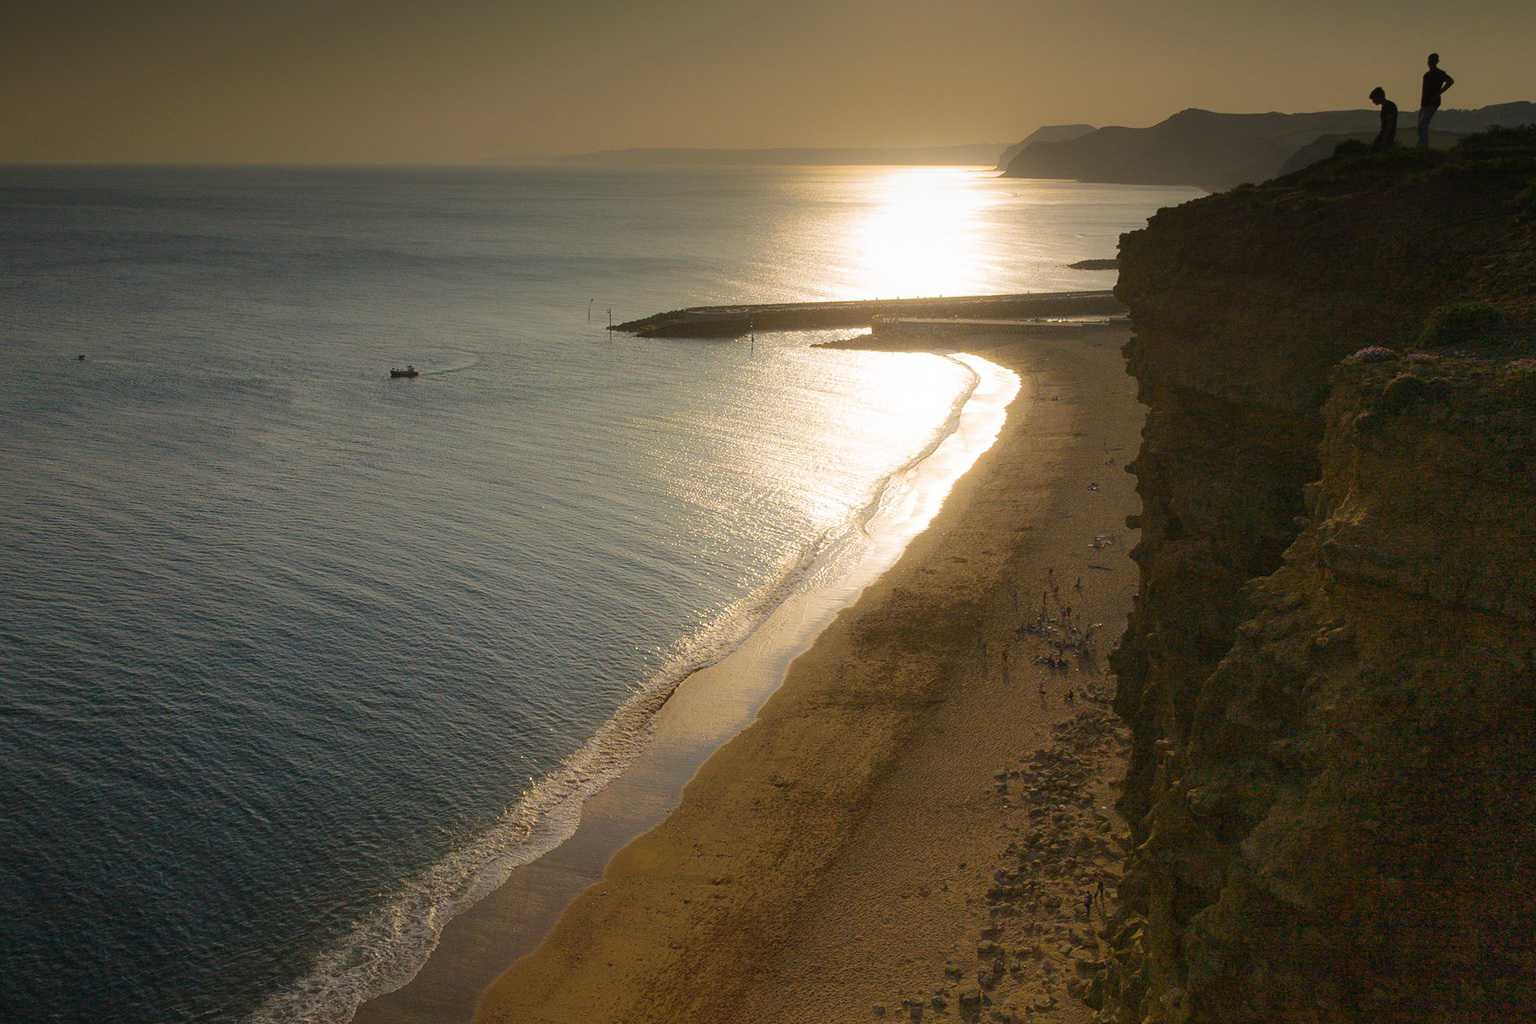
[1099,131,1536,1023]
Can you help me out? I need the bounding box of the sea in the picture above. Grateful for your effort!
[0,163,1198,1023]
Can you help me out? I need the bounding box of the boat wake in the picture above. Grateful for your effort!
[416,351,483,376]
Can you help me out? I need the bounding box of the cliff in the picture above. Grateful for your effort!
[1097,129,1536,1023]
[1004,103,1536,190]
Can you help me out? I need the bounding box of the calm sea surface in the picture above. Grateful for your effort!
[0,164,1197,1023]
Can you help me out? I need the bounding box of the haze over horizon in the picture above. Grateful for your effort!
[5,1,1535,165]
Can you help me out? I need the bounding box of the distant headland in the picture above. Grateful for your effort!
[994,123,1097,170]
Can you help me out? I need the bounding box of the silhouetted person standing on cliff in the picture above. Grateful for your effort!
[1370,87,1398,149]
[1418,53,1454,148]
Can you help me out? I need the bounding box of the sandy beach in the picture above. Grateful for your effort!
[353,323,1144,1024]
[427,323,1141,1024]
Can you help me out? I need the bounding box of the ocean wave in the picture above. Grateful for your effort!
[855,353,980,538]
[245,351,985,1024]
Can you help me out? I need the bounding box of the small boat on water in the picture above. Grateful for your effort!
[389,365,419,379]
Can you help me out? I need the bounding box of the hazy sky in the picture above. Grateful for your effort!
[4,1,1533,164]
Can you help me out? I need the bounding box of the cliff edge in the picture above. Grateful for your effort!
[1098,129,1536,1022]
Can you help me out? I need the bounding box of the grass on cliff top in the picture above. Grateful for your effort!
[1274,125,1536,197]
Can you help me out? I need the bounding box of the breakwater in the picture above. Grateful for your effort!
[611,290,1124,338]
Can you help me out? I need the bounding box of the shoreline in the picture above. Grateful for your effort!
[471,323,1142,1023]
[355,323,1143,1024]
[349,350,1020,1024]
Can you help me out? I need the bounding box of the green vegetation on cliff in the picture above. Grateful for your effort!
[1098,129,1536,1023]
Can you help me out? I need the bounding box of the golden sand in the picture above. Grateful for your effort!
[468,325,1143,1024]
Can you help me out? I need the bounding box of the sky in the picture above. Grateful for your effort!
[3,1,1533,164]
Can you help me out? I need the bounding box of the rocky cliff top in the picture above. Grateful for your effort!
[1116,127,1536,410]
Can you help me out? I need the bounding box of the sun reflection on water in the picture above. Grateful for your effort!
[671,338,975,534]
[849,167,996,300]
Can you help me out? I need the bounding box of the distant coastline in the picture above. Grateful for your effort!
[558,143,1008,167]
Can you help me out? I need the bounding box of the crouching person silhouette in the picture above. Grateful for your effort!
[1370,87,1398,149]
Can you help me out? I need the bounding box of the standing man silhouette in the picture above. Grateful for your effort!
[1370,87,1398,149]
[1418,53,1454,148]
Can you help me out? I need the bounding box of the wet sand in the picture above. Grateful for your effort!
[463,324,1143,1024]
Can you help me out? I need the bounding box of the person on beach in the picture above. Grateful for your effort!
[1370,87,1398,149]
[1418,53,1454,148]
